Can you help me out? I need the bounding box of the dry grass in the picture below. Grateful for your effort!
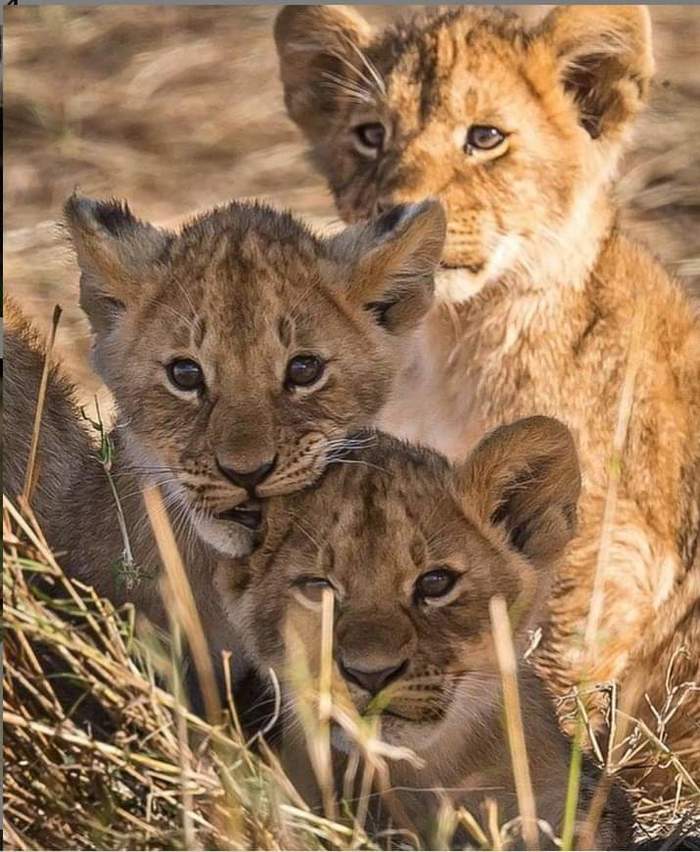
[5,489,699,851]
[2,497,365,852]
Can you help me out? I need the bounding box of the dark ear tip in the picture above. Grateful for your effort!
[63,194,136,237]
[274,4,323,43]
[376,204,409,236]
[523,413,569,431]
[64,192,95,223]
[513,415,573,443]
[377,198,447,237]
[273,5,295,39]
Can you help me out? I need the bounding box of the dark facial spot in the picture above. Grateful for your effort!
[364,299,395,329]
[277,315,293,348]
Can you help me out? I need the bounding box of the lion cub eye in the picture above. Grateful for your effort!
[465,125,506,153]
[293,576,335,603]
[167,358,205,392]
[286,354,325,389]
[352,122,386,156]
[415,567,458,601]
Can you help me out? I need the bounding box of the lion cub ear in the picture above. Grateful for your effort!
[460,416,581,568]
[536,5,654,141]
[64,194,171,338]
[327,200,447,334]
[275,5,374,141]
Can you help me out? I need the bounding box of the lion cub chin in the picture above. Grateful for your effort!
[216,417,632,849]
[63,193,445,558]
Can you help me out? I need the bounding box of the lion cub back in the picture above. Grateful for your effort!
[3,299,95,523]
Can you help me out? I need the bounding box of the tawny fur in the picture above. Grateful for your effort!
[215,419,632,849]
[3,197,445,691]
[275,4,700,783]
[3,299,252,690]
[62,193,444,558]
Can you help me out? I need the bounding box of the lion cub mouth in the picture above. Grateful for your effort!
[214,499,263,531]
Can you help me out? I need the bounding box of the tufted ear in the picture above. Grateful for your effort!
[64,194,172,338]
[275,5,375,142]
[327,199,446,334]
[460,416,581,569]
[537,5,654,141]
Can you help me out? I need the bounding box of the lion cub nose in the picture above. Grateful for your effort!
[339,659,408,695]
[216,455,277,494]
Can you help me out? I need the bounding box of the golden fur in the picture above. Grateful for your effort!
[275,4,700,766]
[3,196,445,695]
[63,194,445,557]
[216,417,632,848]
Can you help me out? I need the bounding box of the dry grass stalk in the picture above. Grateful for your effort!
[317,587,337,821]
[489,595,539,851]
[143,484,221,726]
[21,304,62,505]
[583,302,646,655]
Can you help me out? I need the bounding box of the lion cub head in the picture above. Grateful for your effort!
[65,195,445,555]
[276,5,654,298]
[217,416,580,757]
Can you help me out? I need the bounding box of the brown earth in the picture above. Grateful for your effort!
[4,6,700,408]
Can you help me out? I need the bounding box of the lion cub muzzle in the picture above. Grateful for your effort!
[335,610,415,700]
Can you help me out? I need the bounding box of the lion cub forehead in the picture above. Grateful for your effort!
[170,200,327,289]
[374,9,534,125]
[376,6,529,70]
[276,434,467,543]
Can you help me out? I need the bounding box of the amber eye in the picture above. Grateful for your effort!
[465,125,506,152]
[293,576,335,602]
[415,567,458,600]
[167,358,205,392]
[353,122,385,153]
[296,576,333,590]
[286,355,325,389]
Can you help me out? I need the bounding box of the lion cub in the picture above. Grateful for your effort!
[4,196,444,676]
[216,418,632,849]
[62,193,445,558]
[276,4,700,743]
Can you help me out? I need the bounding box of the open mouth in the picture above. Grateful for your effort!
[214,500,262,531]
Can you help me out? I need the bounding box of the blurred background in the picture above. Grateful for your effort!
[5,5,700,408]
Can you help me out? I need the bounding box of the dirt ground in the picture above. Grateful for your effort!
[5,5,700,407]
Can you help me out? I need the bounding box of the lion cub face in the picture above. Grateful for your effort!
[65,196,445,555]
[276,5,653,298]
[218,417,580,754]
